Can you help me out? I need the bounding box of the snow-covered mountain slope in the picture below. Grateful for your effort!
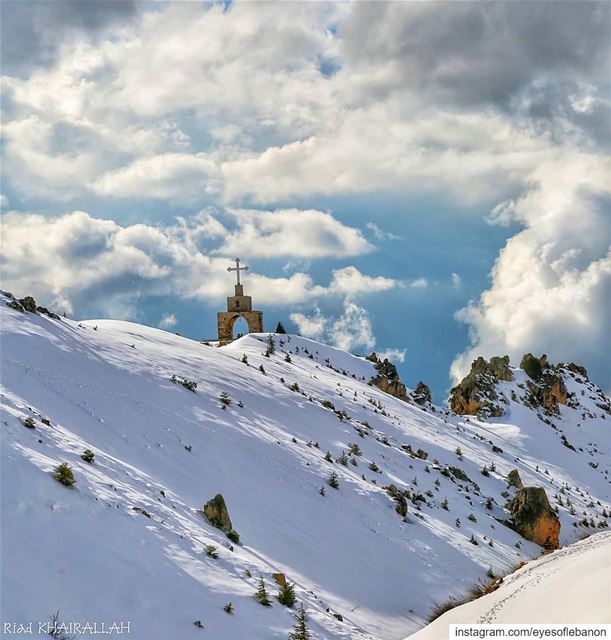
[406,530,611,638]
[1,297,610,639]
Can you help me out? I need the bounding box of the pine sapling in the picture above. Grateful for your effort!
[327,471,339,489]
[81,449,95,463]
[53,463,75,487]
[288,604,311,640]
[254,577,272,606]
[277,582,296,607]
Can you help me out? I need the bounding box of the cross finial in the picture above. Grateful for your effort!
[227,257,249,286]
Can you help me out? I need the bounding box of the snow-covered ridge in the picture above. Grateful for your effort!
[406,531,611,638]
[1,297,609,639]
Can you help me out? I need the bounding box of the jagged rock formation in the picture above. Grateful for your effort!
[384,484,408,518]
[507,487,560,549]
[3,292,61,319]
[367,353,408,401]
[507,469,524,489]
[203,493,233,533]
[412,381,431,405]
[449,356,512,417]
[518,353,568,415]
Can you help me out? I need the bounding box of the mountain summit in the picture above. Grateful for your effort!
[1,294,609,639]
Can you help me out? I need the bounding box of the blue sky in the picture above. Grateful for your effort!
[1,1,610,400]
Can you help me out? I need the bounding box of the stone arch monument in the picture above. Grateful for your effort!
[217,258,263,344]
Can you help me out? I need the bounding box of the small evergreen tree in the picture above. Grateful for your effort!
[81,449,95,463]
[285,353,292,363]
[277,582,296,607]
[336,451,348,466]
[455,518,461,528]
[455,446,463,460]
[324,451,333,463]
[441,498,449,510]
[220,391,232,406]
[348,442,362,456]
[319,486,326,496]
[259,364,266,374]
[241,354,248,364]
[486,496,494,510]
[469,534,478,545]
[468,513,477,522]
[276,322,287,334]
[368,461,379,472]
[254,577,272,606]
[288,605,311,640]
[327,471,339,489]
[223,602,233,614]
[481,465,490,477]
[53,463,75,487]
[205,544,218,558]
[264,335,276,357]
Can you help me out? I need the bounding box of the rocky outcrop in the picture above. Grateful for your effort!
[507,469,524,489]
[19,296,38,313]
[520,353,544,380]
[203,493,233,533]
[412,381,431,405]
[3,292,61,319]
[368,354,408,402]
[384,484,408,518]
[449,355,512,418]
[507,487,560,549]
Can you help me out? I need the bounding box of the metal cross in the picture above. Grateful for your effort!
[227,258,249,285]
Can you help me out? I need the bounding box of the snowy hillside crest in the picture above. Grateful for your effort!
[1,292,610,639]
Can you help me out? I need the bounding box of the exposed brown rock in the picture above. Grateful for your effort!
[507,469,524,489]
[413,381,431,405]
[370,358,408,402]
[19,296,38,313]
[526,371,568,414]
[449,355,512,418]
[272,573,287,588]
[507,487,560,549]
[203,494,233,533]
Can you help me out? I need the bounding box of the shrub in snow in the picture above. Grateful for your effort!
[288,605,311,640]
[47,611,75,640]
[348,442,362,456]
[368,461,380,472]
[327,471,339,489]
[277,582,296,607]
[171,375,197,392]
[227,529,240,544]
[254,577,272,606]
[320,399,335,411]
[22,416,36,429]
[80,449,95,463]
[219,391,231,406]
[204,544,218,558]
[223,602,233,614]
[193,620,204,628]
[53,463,75,487]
